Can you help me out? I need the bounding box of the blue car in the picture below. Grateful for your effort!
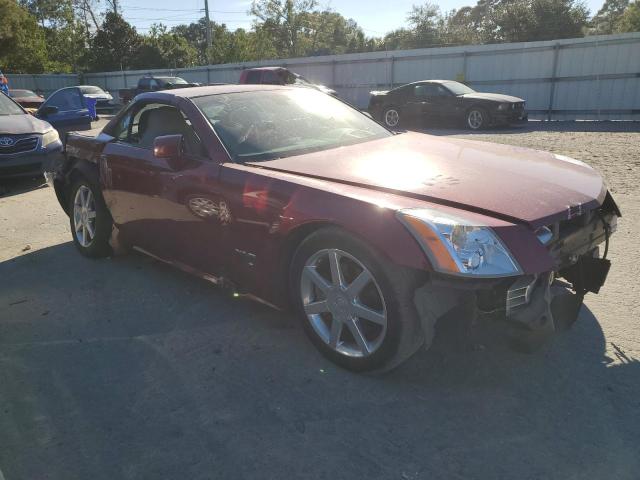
[36,87,93,132]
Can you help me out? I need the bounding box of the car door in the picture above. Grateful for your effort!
[428,84,459,120]
[403,83,434,121]
[101,100,228,274]
[37,88,91,132]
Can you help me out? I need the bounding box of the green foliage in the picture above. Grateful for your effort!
[1,0,637,75]
[617,0,640,30]
[88,12,141,71]
[489,0,589,42]
[142,24,198,69]
[251,0,319,57]
[590,0,630,33]
[0,0,47,73]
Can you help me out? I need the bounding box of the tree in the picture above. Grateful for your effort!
[617,0,640,30]
[590,0,629,33]
[407,3,443,46]
[440,0,589,44]
[19,0,89,72]
[250,0,318,57]
[0,0,47,73]
[139,24,197,68]
[89,12,141,71]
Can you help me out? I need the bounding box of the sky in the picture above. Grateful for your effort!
[119,0,606,36]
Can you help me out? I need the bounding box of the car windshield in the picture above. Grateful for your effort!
[80,86,106,95]
[0,93,24,115]
[443,81,476,95]
[157,77,188,86]
[10,89,38,98]
[194,88,391,162]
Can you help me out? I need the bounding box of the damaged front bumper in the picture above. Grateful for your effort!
[415,205,618,351]
[501,253,611,349]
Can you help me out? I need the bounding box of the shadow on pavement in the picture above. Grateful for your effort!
[1,243,639,479]
[0,176,47,199]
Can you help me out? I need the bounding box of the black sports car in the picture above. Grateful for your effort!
[368,80,528,130]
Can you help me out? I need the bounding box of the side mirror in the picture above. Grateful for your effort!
[38,105,58,117]
[153,134,185,169]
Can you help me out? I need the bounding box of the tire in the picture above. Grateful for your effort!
[68,176,113,258]
[290,227,427,372]
[466,107,488,130]
[382,106,401,128]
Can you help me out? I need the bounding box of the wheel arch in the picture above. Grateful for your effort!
[465,103,492,122]
[58,158,101,215]
[275,217,424,308]
[276,220,335,308]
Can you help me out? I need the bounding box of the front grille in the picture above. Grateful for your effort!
[506,275,537,312]
[0,136,39,155]
[511,102,525,111]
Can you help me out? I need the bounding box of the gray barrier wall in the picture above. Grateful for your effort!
[3,73,79,98]
[7,32,640,120]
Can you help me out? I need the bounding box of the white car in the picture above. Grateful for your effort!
[78,85,114,111]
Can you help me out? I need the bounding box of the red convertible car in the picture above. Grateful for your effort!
[44,85,619,371]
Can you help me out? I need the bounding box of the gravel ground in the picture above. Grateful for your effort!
[0,121,639,480]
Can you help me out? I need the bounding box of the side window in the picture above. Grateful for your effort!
[414,84,430,98]
[115,103,204,156]
[394,85,412,101]
[262,71,281,85]
[46,89,84,111]
[139,78,150,89]
[245,71,261,84]
[111,107,135,142]
[434,85,450,97]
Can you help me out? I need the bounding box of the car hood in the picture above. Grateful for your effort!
[0,113,53,134]
[461,92,524,103]
[250,132,605,228]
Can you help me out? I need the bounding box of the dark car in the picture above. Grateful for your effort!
[45,85,618,372]
[8,89,45,110]
[369,80,528,130]
[118,76,200,104]
[0,92,63,178]
[239,67,337,96]
[34,86,93,133]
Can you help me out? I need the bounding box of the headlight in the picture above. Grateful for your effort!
[397,208,522,277]
[41,129,60,147]
[498,103,510,111]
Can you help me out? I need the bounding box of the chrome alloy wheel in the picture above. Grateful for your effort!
[467,109,483,129]
[73,185,97,247]
[188,197,218,218]
[300,249,387,358]
[384,109,400,127]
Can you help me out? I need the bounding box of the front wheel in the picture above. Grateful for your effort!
[69,177,112,258]
[383,107,401,128]
[290,227,427,372]
[466,108,487,130]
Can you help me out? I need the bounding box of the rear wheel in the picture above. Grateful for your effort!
[291,227,426,372]
[69,177,112,258]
